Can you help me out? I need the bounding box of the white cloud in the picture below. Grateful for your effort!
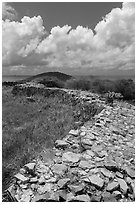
[2,2,17,20]
[2,16,46,66]
[2,2,135,72]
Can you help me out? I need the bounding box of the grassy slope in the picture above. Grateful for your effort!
[2,86,75,190]
[23,71,72,82]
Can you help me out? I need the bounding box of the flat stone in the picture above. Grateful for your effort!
[89,175,104,189]
[74,194,91,202]
[101,168,114,178]
[30,177,38,183]
[68,184,85,193]
[117,178,128,194]
[57,178,70,188]
[24,162,35,171]
[106,181,119,192]
[125,167,135,179]
[69,129,79,136]
[79,160,95,170]
[55,140,69,149]
[62,152,81,163]
[14,173,29,183]
[37,183,53,194]
[116,171,124,178]
[104,161,118,171]
[52,164,67,175]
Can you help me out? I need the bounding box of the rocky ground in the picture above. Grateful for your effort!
[3,87,135,202]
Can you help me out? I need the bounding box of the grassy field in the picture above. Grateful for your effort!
[2,86,75,191]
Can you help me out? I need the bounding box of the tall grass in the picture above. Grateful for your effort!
[2,88,74,190]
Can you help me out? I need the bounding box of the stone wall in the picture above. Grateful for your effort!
[3,83,135,202]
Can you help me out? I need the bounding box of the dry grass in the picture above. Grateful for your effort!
[2,86,75,190]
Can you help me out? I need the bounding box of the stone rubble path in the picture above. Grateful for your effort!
[4,89,135,202]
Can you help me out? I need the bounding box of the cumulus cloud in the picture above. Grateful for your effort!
[2,2,135,72]
[2,16,46,66]
[2,2,17,20]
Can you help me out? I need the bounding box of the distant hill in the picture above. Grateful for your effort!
[25,72,72,82]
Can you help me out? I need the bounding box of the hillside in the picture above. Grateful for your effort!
[2,83,135,202]
[24,71,72,82]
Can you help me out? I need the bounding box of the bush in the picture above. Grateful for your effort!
[92,79,115,94]
[65,78,91,91]
[39,78,64,88]
[105,91,123,105]
[115,79,135,100]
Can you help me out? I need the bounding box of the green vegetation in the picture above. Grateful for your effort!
[2,72,135,191]
[39,77,65,88]
[115,79,135,100]
[2,86,75,190]
[65,77,91,91]
[2,84,100,191]
[65,77,135,101]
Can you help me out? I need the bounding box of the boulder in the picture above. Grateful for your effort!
[69,129,79,136]
[52,164,68,175]
[55,140,69,149]
[89,175,104,189]
[14,173,29,183]
[62,152,81,163]
[117,178,128,195]
[57,178,70,188]
[106,181,119,192]
[73,194,91,202]
[79,160,95,170]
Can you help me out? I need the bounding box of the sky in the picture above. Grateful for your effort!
[2,1,135,76]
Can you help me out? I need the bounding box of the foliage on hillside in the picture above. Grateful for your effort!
[65,78,135,101]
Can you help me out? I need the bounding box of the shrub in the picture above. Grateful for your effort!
[105,91,123,105]
[92,79,115,94]
[39,78,64,88]
[65,78,91,91]
[114,79,135,100]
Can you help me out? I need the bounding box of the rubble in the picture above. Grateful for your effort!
[3,88,135,202]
